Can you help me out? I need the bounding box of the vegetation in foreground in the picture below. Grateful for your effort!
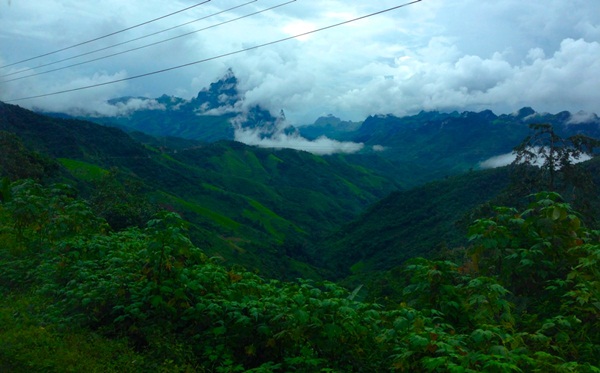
[1,177,598,371]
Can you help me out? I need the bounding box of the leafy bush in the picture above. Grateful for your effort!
[1,181,599,371]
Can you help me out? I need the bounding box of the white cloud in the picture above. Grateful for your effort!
[235,128,364,155]
[480,147,593,169]
[198,101,243,116]
[329,38,600,119]
[102,98,166,117]
[233,115,364,155]
[0,0,599,124]
[567,111,600,125]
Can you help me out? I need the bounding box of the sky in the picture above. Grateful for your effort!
[1,0,600,125]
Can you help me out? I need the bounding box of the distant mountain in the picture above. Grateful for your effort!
[334,107,600,184]
[43,69,276,143]
[190,68,240,112]
[40,71,600,187]
[299,114,362,140]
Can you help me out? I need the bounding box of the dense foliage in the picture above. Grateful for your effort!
[0,131,58,182]
[511,123,600,221]
[1,179,598,371]
[318,167,511,278]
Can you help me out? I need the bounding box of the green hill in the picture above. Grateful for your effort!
[0,102,402,279]
[316,167,512,278]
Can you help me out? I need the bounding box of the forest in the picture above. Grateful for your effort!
[1,103,600,372]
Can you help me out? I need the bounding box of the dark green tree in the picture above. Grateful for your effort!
[0,131,58,181]
[511,123,599,193]
[90,168,158,230]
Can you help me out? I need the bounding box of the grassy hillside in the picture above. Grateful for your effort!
[0,102,402,279]
[317,167,513,278]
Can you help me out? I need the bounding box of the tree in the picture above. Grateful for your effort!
[511,123,599,218]
[512,124,598,190]
[0,131,58,181]
[90,168,158,230]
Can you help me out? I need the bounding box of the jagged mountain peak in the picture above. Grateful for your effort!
[193,68,240,112]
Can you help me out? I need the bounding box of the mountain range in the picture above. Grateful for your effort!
[3,72,600,280]
[43,71,600,187]
[4,72,600,371]
[0,101,402,279]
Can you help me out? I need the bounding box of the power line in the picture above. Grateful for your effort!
[0,0,258,80]
[5,0,423,103]
[1,0,293,84]
[0,0,212,69]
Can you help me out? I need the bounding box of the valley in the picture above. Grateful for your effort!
[1,77,599,370]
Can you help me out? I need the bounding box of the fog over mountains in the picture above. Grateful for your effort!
[40,71,600,184]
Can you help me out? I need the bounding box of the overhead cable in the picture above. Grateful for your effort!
[1,0,293,83]
[0,0,258,80]
[0,0,211,69]
[5,0,423,103]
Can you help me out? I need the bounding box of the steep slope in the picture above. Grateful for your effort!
[168,141,402,229]
[317,167,512,278]
[0,101,401,278]
[0,102,149,162]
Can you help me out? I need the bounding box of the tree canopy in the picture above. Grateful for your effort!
[1,180,598,371]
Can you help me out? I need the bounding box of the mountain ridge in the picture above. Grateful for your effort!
[0,101,403,279]
[37,71,600,186]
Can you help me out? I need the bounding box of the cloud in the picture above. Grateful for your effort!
[567,110,600,125]
[480,147,592,169]
[1,1,599,124]
[233,115,364,155]
[197,101,243,116]
[99,98,166,117]
[479,152,519,169]
[1,70,130,115]
[330,38,600,119]
[235,128,365,155]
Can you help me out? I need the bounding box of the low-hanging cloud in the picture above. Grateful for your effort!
[100,97,166,117]
[1,69,130,116]
[479,152,520,169]
[480,147,593,169]
[233,116,364,155]
[235,129,364,155]
[567,111,600,125]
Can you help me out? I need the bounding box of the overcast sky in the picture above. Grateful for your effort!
[1,0,599,124]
